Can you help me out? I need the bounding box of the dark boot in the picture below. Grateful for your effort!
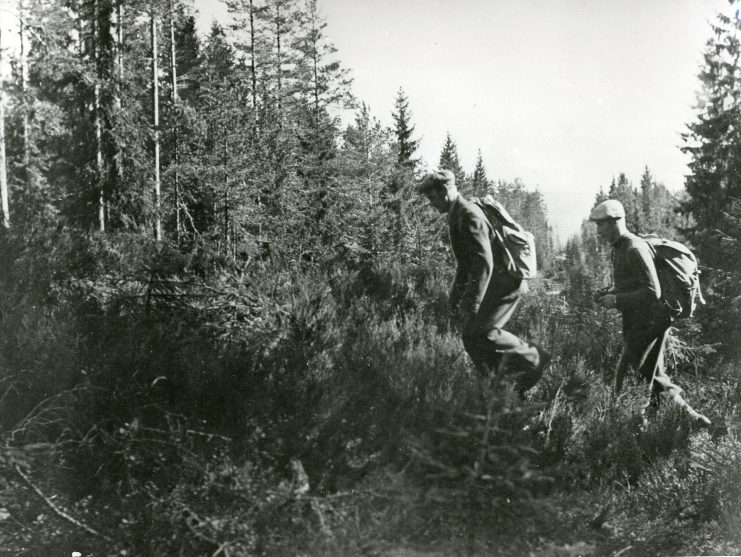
[517,346,551,400]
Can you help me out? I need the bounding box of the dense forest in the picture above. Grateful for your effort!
[0,1,739,555]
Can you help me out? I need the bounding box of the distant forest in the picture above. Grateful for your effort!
[0,1,740,555]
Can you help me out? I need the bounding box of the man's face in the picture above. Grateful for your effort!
[595,218,619,243]
[425,188,449,214]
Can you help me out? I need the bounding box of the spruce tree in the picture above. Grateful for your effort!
[681,12,741,355]
[391,87,419,168]
[470,148,489,195]
[639,166,655,232]
[607,173,642,232]
[438,132,464,188]
[339,103,396,261]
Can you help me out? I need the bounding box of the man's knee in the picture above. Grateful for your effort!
[484,327,507,345]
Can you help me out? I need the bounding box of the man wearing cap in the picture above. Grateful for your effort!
[590,199,710,427]
[417,169,550,396]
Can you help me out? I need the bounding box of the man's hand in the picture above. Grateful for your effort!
[596,294,617,309]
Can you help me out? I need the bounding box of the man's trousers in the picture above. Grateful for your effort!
[461,273,541,375]
[615,316,682,405]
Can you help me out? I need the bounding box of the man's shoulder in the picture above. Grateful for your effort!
[617,233,649,252]
[616,233,656,265]
[452,195,488,221]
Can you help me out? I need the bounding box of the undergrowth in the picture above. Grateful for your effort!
[0,231,738,555]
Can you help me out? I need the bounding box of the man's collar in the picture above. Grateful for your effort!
[611,231,630,247]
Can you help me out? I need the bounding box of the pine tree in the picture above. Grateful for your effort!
[226,0,267,120]
[292,0,353,114]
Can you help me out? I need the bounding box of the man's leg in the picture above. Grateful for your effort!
[462,276,546,390]
[613,348,630,396]
[628,327,710,427]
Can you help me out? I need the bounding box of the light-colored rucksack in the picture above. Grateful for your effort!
[643,235,706,318]
[472,195,538,279]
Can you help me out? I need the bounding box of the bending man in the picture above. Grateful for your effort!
[417,169,549,397]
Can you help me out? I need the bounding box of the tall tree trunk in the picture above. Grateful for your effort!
[75,0,85,56]
[275,2,282,120]
[0,27,9,229]
[169,0,180,244]
[93,0,105,231]
[223,140,230,256]
[19,0,31,193]
[151,2,162,242]
[312,37,319,112]
[249,0,257,118]
[114,1,124,184]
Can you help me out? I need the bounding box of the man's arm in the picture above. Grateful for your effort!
[615,243,662,312]
[449,266,466,316]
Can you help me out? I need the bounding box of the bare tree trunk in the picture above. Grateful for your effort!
[249,0,257,117]
[169,0,180,244]
[94,89,105,231]
[114,1,124,183]
[0,27,9,229]
[312,39,319,112]
[75,0,84,56]
[224,187,230,257]
[308,6,319,112]
[19,0,31,193]
[151,2,162,242]
[275,2,282,120]
[223,141,230,256]
[93,0,105,231]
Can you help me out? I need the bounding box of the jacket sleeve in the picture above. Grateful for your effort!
[615,243,662,312]
[458,211,494,316]
[449,265,466,312]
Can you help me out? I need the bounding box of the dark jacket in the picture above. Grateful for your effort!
[447,195,506,317]
[611,232,668,333]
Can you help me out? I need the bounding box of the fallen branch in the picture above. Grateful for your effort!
[14,466,112,542]
[183,507,231,556]
[614,545,632,557]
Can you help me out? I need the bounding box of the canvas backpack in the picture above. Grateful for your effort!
[472,195,538,279]
[643,235,706,319]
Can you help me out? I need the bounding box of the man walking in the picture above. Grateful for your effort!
[590,199,711,427]
[417,169,549,396]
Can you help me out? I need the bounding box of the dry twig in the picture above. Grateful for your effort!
[14,465,112,542]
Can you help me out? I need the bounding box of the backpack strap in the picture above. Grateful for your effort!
[479,195,522,231]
